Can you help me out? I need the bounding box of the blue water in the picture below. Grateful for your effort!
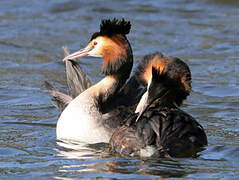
[1,0,239,179]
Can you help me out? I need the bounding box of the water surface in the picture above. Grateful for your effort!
[0,0,239,179]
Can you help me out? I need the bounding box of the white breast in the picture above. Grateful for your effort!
[56,93,111,144]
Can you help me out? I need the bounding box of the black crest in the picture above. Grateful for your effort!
[91,18,131,40]
[100,18,131,36]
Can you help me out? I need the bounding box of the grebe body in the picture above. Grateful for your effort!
[110,53,207,157]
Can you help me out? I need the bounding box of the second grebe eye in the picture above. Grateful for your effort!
[93,41,98,46]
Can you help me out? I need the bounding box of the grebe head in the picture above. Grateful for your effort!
[135,53,191,121]
[63,18,133,77]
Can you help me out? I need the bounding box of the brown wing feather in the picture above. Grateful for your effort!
[149,108,207,157]
[110,126,142,156]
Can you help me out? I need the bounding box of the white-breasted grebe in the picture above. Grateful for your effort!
[46,19,136,143]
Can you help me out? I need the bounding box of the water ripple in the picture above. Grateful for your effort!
[0,0,239,179]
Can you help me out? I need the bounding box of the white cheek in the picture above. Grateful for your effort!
[88,40,104,57]
[88,48,103,57]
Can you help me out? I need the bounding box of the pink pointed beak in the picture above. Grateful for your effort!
[62,46,94,61]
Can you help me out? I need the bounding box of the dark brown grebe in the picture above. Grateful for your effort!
[110,52,207,157]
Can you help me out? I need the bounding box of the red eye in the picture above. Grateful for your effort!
[93,42,97,46]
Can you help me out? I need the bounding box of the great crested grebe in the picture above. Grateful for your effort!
[110,52,208,157]
[49,18,135,144]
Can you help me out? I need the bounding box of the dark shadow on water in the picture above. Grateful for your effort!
[206,0,239,7]
[201,145,239,161]
[106,157,190,178]
[3,121,56,127]
[49,1,81,13]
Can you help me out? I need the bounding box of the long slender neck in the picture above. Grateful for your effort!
[87,73,125,113]
[94,74,123,100]
[152,90,180,109]
[81,35,133,113]
[97,38,133,112]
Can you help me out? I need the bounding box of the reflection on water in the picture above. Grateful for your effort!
[55,140,189,179]
[0,0,239,179]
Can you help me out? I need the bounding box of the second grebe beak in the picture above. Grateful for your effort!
[62,45,94,61]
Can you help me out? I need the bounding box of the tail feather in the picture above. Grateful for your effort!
[64,47,92,98]
[65,60,92,98]
[44,81,72,113]
[45,48,92,113]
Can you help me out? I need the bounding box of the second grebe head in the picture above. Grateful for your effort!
[63,18,133,77]
[135,52,191,121]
